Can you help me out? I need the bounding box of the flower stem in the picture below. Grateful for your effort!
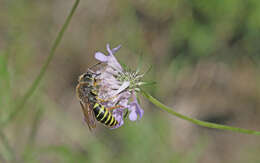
[1,0,80,128]
[0,131,16,162]
[141,90,260,135]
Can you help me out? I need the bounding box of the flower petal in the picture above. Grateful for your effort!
[118,99,129,108]
[129,109,138,121]
[106,44,113,55]
[95,52,108,62]
[111,108,125,129]
[106,44,123,71]
[137,103,144,120]
[111,81,130,97]
[112,45,122,53]
[128,94,144,121]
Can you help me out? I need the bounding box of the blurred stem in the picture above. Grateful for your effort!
[0,131,16,162]
[22,108,44,162]
[28,108,44,145]
[1,0,80,128]
[141,90,260,135]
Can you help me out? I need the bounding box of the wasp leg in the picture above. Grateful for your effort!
[93,79,101,87]
[107,105,123,112]
[96,95,119,103]
[96,96,123,111]
[96,97,108,103]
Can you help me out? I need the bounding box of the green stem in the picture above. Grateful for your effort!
[0,131,16,162]
[1,0,80,128]
[141,90,260,135]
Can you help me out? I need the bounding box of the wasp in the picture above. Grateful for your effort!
[76,66,120,130]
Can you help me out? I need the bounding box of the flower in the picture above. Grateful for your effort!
[128,92,144,121]
[94,44,144,128]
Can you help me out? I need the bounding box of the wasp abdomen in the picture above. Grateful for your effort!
[93,103,118,127]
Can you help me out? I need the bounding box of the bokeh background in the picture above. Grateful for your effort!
[1,0,260,162]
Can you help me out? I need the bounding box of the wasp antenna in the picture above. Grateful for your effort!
[87,69,95,73]
[89,62,102,70]
[87,69,101,78]
[95,72,101,76]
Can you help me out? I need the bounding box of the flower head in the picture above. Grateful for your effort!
[94,44,144,128]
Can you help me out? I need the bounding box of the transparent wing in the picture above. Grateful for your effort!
[88,62,106,74]
[80,101,96,131]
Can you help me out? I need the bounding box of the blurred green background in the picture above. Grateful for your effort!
[1,0,260,162]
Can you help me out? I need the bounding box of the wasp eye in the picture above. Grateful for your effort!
[79,73,92,82]
[83,73,91,78]
[83,72,94,81]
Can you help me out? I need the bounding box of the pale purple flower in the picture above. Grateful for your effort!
[94,44,144,129]
[95,44,122,71]
[112,108,125,128]
[128,92,144,121]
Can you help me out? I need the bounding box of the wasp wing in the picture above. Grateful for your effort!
[88,62,104,72]
[80,101,96,131]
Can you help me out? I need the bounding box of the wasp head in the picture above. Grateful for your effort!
[78,72,94,83]
[78,71,101,83]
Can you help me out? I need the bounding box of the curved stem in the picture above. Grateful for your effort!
[0,131,16,162]
[141,90,260,135]
[1,0,80,128]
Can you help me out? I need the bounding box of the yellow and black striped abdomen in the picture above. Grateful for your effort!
[93,103,118,127]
